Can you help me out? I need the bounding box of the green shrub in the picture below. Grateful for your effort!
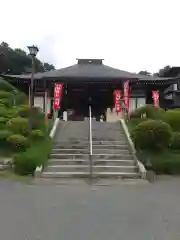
[164,110,180,132]
[7,117,29,135]
[170,132,180,150]
[138,150,180,174]
[7,134,28,151]
[0,98,12,108]
[30,129,44,140]
[13,137,52,175]
[130,105,165,120]
[0,90,12,99]
[13,152,37,175]
[18,105,44,118]
[13,92,27,106]
[0,130,12,143]
[17,105,44,129]
[0,107,8,117]
[17,105,29,118]
[0,117,8,124]
[0,78,16,92]
[0,103,5,107]
[151,156,180,174]
[131,119,172,150]
[6,108,18,119]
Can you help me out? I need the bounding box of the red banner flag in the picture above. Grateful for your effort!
[114,90,122,114]
[152,90,159,107]
[53,83,64,109]
[123,80,130,111]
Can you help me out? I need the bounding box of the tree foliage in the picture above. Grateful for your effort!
[0,42,55,74]
[138,70,151,76]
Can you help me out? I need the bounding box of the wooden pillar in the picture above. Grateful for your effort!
[51,82,55,119]
[135,98,138,109]
[43,91,46,113]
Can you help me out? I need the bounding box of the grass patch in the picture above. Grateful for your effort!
[0,170,33,183]
[137,149,180,175]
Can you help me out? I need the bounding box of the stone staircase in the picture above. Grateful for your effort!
[90,121,139,178]
[42,120,140,179]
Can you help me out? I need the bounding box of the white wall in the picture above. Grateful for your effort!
[34,97,51,114]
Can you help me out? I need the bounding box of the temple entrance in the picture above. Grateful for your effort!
[65,84,112,121]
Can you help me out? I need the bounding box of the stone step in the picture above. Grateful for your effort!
[93,159,136,166]
[52,144,128,150]
[42,172,89,178]
[92,137,127,141]
[41,171,139,179]
[50,153,89,159]
[48,159,135,166]
[53,140,127,146]
[92,140,127,144]
[51,149,89,154]
[49,159,89,165]
[92,145,129,149]
[51,148,130,154]
[45,165,137,173]
[53,140,89,145]
[45,165,89,172]
[92,154,134,160]
[50,153,134,160]
[52,145,89,149]
[92,149,130,154]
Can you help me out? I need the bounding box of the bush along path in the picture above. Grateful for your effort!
[0,87,52,176]
[127,104,180,175]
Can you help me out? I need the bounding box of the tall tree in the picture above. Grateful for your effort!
[154,65,171,77]
[138,70,151,76]
[0,42,55,74]
[43,62,55,71]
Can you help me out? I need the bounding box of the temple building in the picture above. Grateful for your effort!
[1,59,178,121]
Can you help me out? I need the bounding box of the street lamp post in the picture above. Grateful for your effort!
[27,45,39,132]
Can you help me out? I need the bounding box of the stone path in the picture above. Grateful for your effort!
[0,176,180,239]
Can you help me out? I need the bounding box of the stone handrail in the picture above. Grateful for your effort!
[120,119,147,179]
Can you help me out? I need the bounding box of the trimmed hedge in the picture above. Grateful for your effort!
[13,137,52,175]
[0,107,8,117]
[13,151,37,175]
[0,117,8,124]
[0,98,12,108]
[7,134,28,151]
[7,117,29,135]
[137,150,180,174]
[0,130,12,144]
[30,129,44,140]
[131,119,172,150]
[170,132,180,150]
[0,90,12,99]
[17,105,45,130]
[130,104,165,120]
[164,110,180,132]
[17,105,29,118]
[0,78,16,92]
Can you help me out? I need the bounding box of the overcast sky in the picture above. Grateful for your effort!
[1,0,180,73]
